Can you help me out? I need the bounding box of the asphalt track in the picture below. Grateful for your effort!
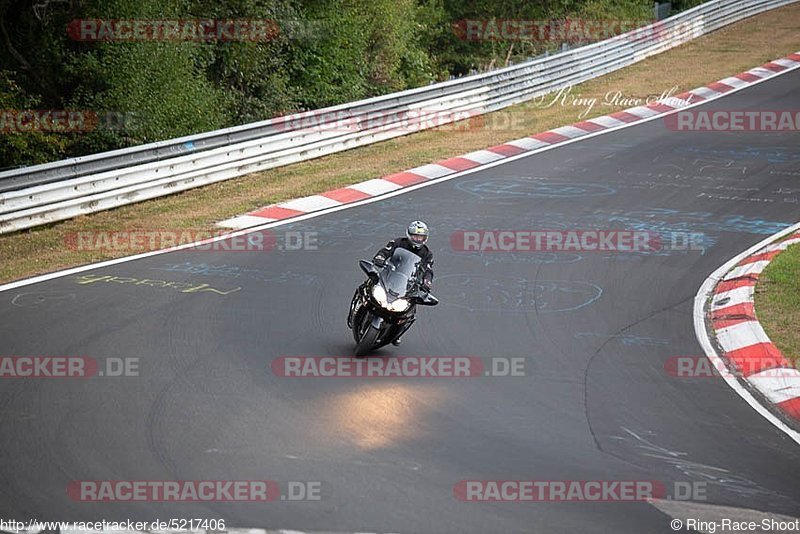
[1,69,800,534]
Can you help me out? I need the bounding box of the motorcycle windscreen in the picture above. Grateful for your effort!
[379,247,422,299]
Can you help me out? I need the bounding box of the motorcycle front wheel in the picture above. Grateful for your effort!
[354,320,381,357]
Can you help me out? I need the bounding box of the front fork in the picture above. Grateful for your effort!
[390,312,415,341]
[347,283,367,329]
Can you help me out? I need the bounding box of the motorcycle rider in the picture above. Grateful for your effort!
[369,220,434,346]
[374,221,434,284]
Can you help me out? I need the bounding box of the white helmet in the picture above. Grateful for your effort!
[406,220,429,248]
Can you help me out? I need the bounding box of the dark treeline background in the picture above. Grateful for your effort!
[0,0,703,168]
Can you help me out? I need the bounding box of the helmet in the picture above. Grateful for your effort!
[406,220,429,248]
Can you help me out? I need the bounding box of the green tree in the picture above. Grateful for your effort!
[0,71,67,168]
[68,0,227,145]
[187,0,301,123]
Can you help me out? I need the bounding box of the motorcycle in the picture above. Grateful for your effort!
[347,247,438,357]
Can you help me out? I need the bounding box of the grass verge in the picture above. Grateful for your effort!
[755,242,800,362]
[1,3,800,284]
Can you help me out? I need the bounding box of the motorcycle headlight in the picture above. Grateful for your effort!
[388,298,410,312]
[371,285,388,305]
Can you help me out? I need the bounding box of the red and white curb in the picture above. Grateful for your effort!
[218,52,800,230]
[695,221,800,446]
[708,232,800,421]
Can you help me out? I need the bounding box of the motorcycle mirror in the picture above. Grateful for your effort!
[359,260,375,276]
[417,292,439,306]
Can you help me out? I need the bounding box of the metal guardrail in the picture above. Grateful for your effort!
[0,0,795,234]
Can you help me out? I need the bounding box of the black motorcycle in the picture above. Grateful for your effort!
[347,247,438,357]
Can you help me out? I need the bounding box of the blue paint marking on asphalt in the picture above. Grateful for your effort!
[676,146,800,164]
[436,274,602,313]
[438,248,584,266]
[603,208,789,236]
[455,178,617,200]
[152,262,319,285]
